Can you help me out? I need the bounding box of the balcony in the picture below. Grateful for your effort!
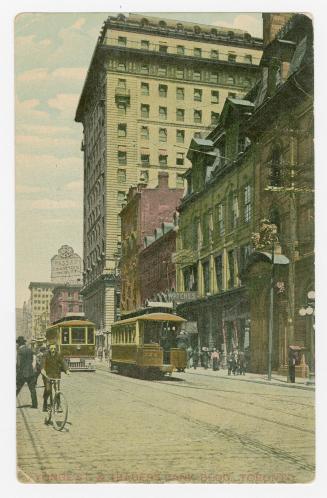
[115,87,131,105]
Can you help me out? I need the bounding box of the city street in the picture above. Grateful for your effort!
[17,368,315,484]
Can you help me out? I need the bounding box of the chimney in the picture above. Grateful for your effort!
[262,13,294,47]
[157,171,169,189]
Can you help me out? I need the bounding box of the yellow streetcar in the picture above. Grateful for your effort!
[111,312,187,378]
[46,317,96,371]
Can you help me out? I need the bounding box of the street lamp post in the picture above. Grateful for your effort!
[299,290,315,385]
[267,239,275,381]
[105,330,110,363]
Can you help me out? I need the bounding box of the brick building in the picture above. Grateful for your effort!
[50,284,84,323]
[139,220,177,305]
[120,172,183,315]
[175,13,313,374]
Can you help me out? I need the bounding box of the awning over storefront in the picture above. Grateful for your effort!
[259,252,290,265]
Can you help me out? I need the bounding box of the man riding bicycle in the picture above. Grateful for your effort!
[41,343,70,412]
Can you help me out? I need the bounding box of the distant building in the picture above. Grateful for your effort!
[29,282,57,338]
[50,284,84,323]
[51,245,82,284]
[15,308,24,338]
[22,300,32,340]
[120,172,184,315]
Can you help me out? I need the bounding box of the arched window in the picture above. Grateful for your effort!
[270,147,282,186]
[158,20,167,29]
[211,28,218,36]
[141,18,149,27]
[194,25,201,34]
[177,23,184,31]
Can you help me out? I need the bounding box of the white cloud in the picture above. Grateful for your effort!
[16,134,78,151]
[65,179,83,192]
[15,97,50,123]
[71,18,86,30]
[17,68,48,82]
[16,153,82,171]
[16,184,44,194]
[31,199,79,210]
[16,124,75,136]
[51,67,87,81]
[18,67,87,84]
[213,14,262,38]
[47,93,80,118]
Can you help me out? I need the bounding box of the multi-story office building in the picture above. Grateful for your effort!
[75,13,263,333]
[28,282,57,338]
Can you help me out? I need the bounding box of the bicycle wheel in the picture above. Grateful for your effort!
[52,392,68,431]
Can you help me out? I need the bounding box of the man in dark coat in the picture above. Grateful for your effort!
[288,347,297,383]
[41,343,70,412]
[16,336,38,408]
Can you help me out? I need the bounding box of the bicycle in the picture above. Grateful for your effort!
[44,378,68,431]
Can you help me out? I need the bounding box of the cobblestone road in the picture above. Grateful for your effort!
[16,368,315,484]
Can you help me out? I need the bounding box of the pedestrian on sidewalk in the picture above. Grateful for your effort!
[211,349,220,371]
[34,346,46,387]
[193,348,199,370]
[232,349,239,375]
[288,347,297,383]
[16,336,38,409]
[227,352,234,375]
[202,347,209,369]
[187,346,193,369]
[238,350,246,375]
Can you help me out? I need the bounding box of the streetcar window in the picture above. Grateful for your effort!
[71,327,86,344]
[61,328,69,344]
[87,328,95,344]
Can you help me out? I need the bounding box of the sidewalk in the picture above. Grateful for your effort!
[94,358,314,391]
[184,367,315,391]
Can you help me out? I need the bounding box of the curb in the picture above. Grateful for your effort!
[184,370,315,391]
[94,361,314,391]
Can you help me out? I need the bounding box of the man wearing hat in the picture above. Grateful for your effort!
[16,336,38,408]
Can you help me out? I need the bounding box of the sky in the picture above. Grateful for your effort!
[15,12,263,306]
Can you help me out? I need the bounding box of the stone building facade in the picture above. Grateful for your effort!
[75,13,262,334]
[50,284,84,323]
[120,172,183,315]
[175,13,314,374]
[51,245,82,284]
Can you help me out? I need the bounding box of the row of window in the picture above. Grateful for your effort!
[117,150,185,167]
[182,244,252,293]
[116,169,184,188]
[117,104,222,124]
[181,186,252,251]
[116,36,253,64]
[115,61,247,85]
[136,80,221,102]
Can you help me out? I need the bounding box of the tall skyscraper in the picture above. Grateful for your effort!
[75,13,263,333]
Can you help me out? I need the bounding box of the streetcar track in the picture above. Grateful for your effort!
[91,371,314,433]
[86,376,314,474]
